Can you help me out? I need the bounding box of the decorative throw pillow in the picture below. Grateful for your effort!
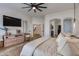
[63,32,72,37]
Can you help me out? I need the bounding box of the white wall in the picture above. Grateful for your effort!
[32,16,44,24]
[75,6,79,36]
[0,7,32,41]
[44,7,79,37]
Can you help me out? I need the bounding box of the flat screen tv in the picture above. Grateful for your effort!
[3,15,21,27]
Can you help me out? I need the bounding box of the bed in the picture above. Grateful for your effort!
[20,33,74,56]
[66,37,79,56]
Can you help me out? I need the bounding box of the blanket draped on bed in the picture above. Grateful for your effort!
[20,37,48,56]
[33,38,57,56]
[20,37,57,56]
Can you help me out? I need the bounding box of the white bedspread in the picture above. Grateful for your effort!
[33,38,57,56]
[20,35,74,56]
[20,37,47,56]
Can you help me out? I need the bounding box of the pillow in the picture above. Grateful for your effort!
[56,33,67,54]
[63,32,72,37]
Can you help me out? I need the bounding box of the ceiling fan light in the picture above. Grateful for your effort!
[32,7,36,10]
[22,3,47,13]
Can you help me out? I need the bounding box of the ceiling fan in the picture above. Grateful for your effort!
[22,3,47,13]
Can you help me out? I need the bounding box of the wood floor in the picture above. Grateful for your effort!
[0,42,27,56]
[0,37,41,56]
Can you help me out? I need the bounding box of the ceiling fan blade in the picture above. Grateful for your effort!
[31,3,34,5]
[36,3,44,6]
[23,3,31,6]
[22,3,46,13]
[30,3,37,6]
[38,6,47,8]
[28,8,32,12]
[22,7,31,9]
[34,9,36,13]
[36,8,42,12]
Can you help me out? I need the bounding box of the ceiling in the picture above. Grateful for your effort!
[0,3,75,17]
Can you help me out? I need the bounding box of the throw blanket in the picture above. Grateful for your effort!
[33,38,57,56]
[20,37,48,56]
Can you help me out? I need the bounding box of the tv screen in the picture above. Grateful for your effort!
[3,15,21,27]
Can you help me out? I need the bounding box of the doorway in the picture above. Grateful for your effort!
[58,25,61,35]
[50,24,54,37]
[50,19,61,37]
